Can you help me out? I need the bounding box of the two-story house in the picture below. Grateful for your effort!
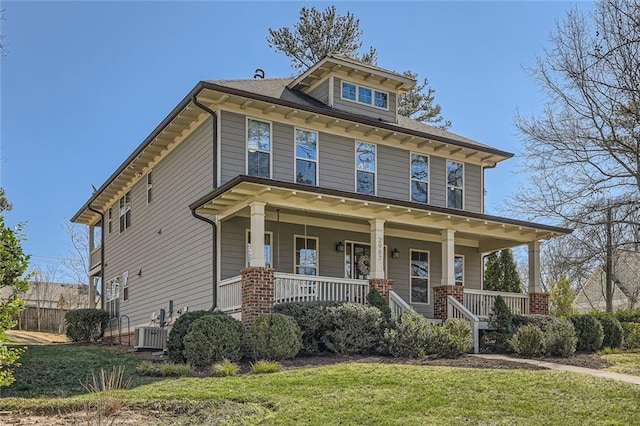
[72,55,571,347]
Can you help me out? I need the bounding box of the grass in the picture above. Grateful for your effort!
[136,360,192,377]
[1,344,640,424]
[601,349,640,376]
[250,360,280,374]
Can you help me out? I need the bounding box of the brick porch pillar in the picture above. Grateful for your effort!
[529,292,549,315]
[433,285,464,321]
[241,267,274,328]
[369,278,394,302]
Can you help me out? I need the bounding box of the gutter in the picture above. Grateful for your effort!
[86,205,105,311]
[190,94,218,311]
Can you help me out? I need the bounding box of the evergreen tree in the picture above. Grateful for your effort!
[549,276,575,317]
[267,6,451,128]
[484,249,522,293]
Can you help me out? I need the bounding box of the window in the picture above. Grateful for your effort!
[107,207,112,234]
[355,142,376,195]
[447,160,464,209]
[122,271,129,301]
[295,236,318,275]
[246,231,273,268]
[147,171,153,204]
[105,276,120,319]
[295,128,318,185]
[119,192,131,232]
[410,250,429,304]
[340,81,388,109]
[247,118,271,178]
[410,153,429,203]
[454,255,464,286]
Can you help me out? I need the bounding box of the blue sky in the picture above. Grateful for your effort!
[1,1,591,280]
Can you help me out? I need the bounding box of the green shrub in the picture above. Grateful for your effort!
[183,315,243,367]
[383,311,435,358]
[621,322,640,349]
[590,315,623,348]
[367,289,391,320]
[211,359,240,377]
[246,313,302,361]
[273,301,340,354]
[543,318,577,357]
[251,360,280,374]
[135,361,191,377]
[488,296,513,351]
[510,325,545,356]
[512,314,558,330]
[167,310,220,363]
[612,308,640,324]
[439,319,473,357]
[568,315,604,352]
[65,309,109,342]
[322,303,384,355]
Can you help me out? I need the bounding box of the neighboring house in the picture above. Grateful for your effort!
[71,55,571,348]
[573,250,640,313]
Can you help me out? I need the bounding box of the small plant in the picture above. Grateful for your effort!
[212,359,240,377]
[509,324,545,356]
[621,322,640,349]
[322,303,384,355]
[183,315,243,367]
[135,361,191,377]
[568,315,604,351]
[250,360,280,374]
[65,309,110,343]
[246,313,302,361]
[82,366,131,425]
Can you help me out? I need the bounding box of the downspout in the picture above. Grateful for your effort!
[191,94,219,310]
[87,205,105,311]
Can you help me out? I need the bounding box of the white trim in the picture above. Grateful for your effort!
[146,170,153,205]
[293,234,319,276]
[122,271,129,301]
[446,159,465,210]
[294,127,319,186]
[245,229,274,268]
[410,249,430,305]
[355,141,377,196]
[409,151,430,203]
[216,218,221,284]
[107,206,112,235]
[245,117,273,178]
[454,254,465,287]
[340,79,390,111]
[480,166,485,214]
[328,76,335,107]
[217,109,222,186]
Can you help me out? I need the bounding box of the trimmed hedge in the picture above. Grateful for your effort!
[510,325,545,356]
[568,315,604,352]
[246,313,302,360]
[590,315,623,349]
[167,310,220,363]
[183,315,243,366]
[621,322,640,348]
[511,315,576,357]
[612,308,640,324]
[65,309,109,342]
[322,303,384,355]
[383,311,435,358]
[440,318,473,357]
[273,301,341,354]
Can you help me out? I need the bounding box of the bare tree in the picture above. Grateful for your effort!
[510,0,640,309]
[60,221,89,286]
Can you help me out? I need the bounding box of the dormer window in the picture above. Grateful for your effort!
[341,81,388,110]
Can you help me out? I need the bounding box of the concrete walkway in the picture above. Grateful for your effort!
[473,354,640,385]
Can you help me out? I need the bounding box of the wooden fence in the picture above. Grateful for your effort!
[14,307,68,334]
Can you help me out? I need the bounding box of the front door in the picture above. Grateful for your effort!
[345,242,371,280]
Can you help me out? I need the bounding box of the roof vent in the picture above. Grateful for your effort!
[254,68,265,79]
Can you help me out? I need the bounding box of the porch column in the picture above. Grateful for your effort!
[369,219,385,279]
[440,229,456,286]
[249,201,266,267]
[528,241,541,293]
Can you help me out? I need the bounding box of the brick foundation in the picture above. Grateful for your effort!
[369,278,394,302]
[241,267,275,328]
[433,285,464,320]
[529,292,549,315]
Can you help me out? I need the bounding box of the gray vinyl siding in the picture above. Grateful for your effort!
[102,119,214,327]
[220,110,246,185]
[333,78,397,123]
[456,245,482,290]
[318,132,354,192]
[429,156,446,207]
[378,145,409,200]
[307,79,330,105]
[465,163,482,214]
[273,122,294,181]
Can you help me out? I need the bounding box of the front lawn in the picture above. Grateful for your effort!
[602,350,640,377]
[1,345,639,425]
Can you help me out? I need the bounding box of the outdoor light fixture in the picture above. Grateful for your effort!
[336,241,344,252]
[391,248,400,259]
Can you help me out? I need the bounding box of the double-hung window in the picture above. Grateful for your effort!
[107,207,112,234]
[410,250,429,304]
[295,236,318,276]
[105,276,120,319]
[247,118,271,178]
[295,128,318,185]
[246,231,273,268]
[447,160,464,209]
[147,171,153,204]
[355,142,376,195]
[119,192,131,232]
[341,81,388,109]
[454,255,464,286]
[410,153,429,203]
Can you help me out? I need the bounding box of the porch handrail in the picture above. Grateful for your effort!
[218,275,242,312]
[447,295,480,354]
[274,272,369,304]
[463,289,529,319]
[389,290,413,319]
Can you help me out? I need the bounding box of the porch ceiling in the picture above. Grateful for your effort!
[190,176,572,252]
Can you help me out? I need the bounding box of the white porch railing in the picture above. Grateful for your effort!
[218,276,242,312]
[447,295,480,354]
[274,273,369,304]
[463,289,529,320]
[389,290,413,319]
